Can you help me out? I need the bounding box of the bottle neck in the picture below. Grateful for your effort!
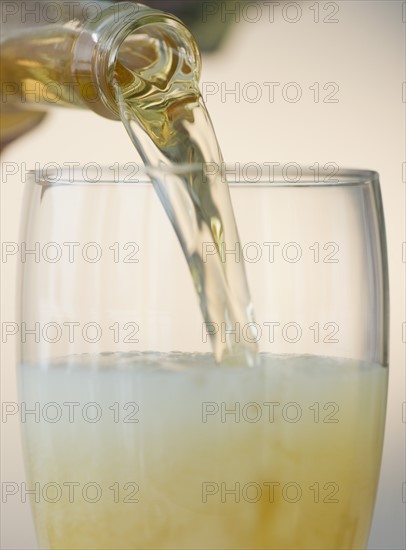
[72,2,201,120]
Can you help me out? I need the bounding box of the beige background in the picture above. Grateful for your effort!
[1,1,405,548]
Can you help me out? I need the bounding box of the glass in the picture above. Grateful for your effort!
[18,165,389,550]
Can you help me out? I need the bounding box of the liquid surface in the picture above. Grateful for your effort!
[20,352,388,550]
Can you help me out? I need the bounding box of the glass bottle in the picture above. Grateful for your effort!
[0,0,200,148]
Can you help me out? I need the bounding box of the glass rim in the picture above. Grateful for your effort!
[28,164,379,188]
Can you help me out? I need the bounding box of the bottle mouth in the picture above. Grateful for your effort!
[72,2,201,121]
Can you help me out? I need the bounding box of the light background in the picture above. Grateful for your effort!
[1,1,405,548]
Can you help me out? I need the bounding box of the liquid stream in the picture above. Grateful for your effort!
[112,22,258,366]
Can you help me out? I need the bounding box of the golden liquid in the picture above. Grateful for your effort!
[0,27,83,110]
[0,25,85,147]
[21,353,388,550]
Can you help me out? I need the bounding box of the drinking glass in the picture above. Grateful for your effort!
[18,164,389,550]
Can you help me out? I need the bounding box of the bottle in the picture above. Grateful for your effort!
[0,0,200,149]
